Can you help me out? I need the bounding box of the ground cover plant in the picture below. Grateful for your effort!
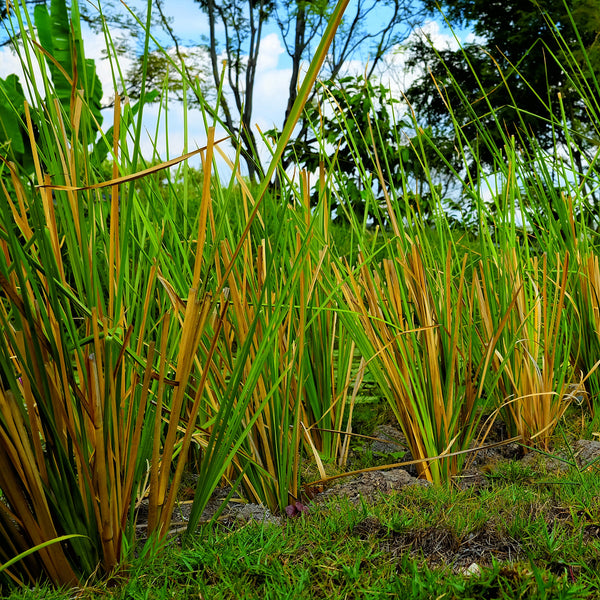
[1,0,600,597]
[6,448,600,599]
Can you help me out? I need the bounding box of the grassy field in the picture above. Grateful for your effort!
[7,423,600,599]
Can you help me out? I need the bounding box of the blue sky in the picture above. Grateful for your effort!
[0,1,474,174]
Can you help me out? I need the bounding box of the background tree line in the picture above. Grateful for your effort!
[2,0,599,225]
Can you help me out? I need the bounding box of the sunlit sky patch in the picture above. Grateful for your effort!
[0,1,477,174]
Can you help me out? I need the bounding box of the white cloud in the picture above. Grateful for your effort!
[252,32,292,133]
[257,33,285,72]
[371,19,484,98]
[82,29,137,104]
[413,20,463,51]
[0,9,480,178]
[253,67,293,128]
[0,43,44,101]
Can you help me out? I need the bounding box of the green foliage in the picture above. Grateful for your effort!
[6,0,600,595]
[406,0,600,185]
[34,0,103,130]
[0,74,35,172]
[284,75,448,224]
[125,47,212,106]
[0,0,104,177]
[0,0,353,588]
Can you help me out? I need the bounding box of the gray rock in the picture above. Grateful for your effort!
[314,467,429,506]
[370,425,407,455]
[520,439,600,472]
[228,502,281,525]
[571,439,600,467]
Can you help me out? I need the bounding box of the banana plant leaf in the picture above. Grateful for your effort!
[34,0,103,130]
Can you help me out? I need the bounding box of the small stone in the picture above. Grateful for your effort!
[463,562,481,577]
[231,502,281,525]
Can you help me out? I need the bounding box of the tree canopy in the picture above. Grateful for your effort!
[286,75,454,224]
[405,0,600,178]
[191,0,426,180]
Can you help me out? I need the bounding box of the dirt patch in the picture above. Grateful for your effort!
[348,512,522,572]
[582,523,600,542]
[351,516,387,539]
[378,524,522,571]
[313,468,430,506]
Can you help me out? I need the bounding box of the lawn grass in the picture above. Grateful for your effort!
[6,405,600,600]
[8,449,600,600]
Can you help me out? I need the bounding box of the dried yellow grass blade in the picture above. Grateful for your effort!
[36,137,230,192]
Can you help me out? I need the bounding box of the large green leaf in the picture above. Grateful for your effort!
[0,75,27,157]
[0,74,35,173]
[34,0,103,129]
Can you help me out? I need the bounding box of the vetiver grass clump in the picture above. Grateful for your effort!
[0,0,351,586]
